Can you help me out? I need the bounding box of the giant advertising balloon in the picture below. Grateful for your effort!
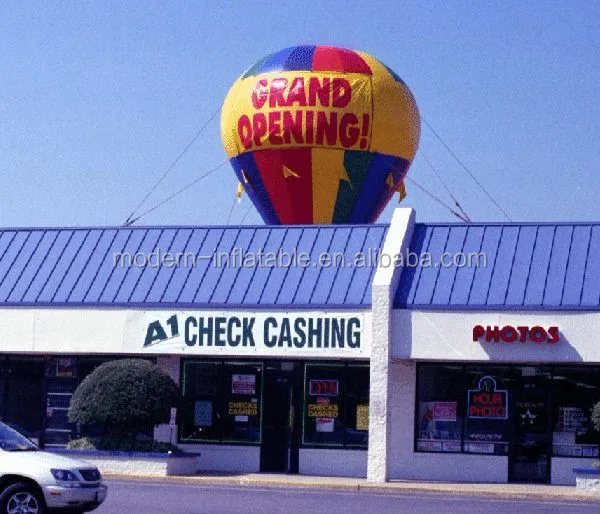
[221,45,420,224]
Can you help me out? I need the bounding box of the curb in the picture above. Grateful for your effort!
[102,473,600,502]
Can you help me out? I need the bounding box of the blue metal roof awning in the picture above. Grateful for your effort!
[0,224,387,309]
[395,222,600,311]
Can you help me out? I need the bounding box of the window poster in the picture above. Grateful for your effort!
[557,407,587,433]
[194,400,213,427]
[56,358,77,377]
[466,442,494,454]
[228,400,258,417]
[308,397,339,418]
[356,404,369,431]
[316,417,335,432]
[433,401,457,422]
[232,374,256,395]
[553,431,575,445]
[309,379,339,396]
[47,358,77,378]
[467,376,508,419]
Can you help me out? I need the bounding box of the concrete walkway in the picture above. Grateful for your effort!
[103,472,600,502]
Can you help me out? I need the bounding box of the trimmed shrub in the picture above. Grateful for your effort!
[69,359,180,444]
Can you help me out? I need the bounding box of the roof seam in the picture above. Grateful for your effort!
[0,232,30,292]
[153,228,195,303]
[188,228,228,303]
[483,225,505,305]
[428,226,452,305]
[446,226,469,305]
[502,225,522,306]
[540,225,558,306]
[20,231,60,302]
[126,228,169,303]
[274,228,304,305]
[50,229,92,302]
[465,225,488,305]
[323,228,352,304]
[222,228,258,304]
[35,230,76,303]
[140,229,180,303]
[291,227,321,305]
[308,227,337,305]
[407,226,433,304]
[108,229,153,303]
[587,226,600,306]
[94,229,134,303]
[5,231,46,302]
[226,227,261,305]
[207,228,243,304]
[558,226,577,306]
[342,227,369,305]
[520,225,540,306]
[82,229,121,303]
[361,226,387,304]
[256,228,288,305]
[66,230,103,302]
[0,234,17,283]
[170,229,211,303]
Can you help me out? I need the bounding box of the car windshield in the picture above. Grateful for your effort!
[0,422,38,451]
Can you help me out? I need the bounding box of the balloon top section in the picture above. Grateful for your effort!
[221,45,420,225]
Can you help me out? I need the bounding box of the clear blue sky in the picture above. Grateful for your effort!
[1,1,598,228]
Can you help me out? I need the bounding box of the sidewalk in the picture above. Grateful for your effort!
[103,471,600,502]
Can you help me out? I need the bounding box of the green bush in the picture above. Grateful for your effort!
[68,359,180,445]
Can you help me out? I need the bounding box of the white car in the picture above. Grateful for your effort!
[0,422,106,513]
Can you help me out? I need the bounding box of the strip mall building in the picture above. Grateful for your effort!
[1,208,599,485]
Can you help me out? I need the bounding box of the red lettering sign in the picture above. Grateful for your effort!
[309,379,339,396]
[472,325,560,344]
[237,76,371,151]
[467,376,508,419]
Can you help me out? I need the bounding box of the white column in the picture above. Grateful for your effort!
[367,208,415,482]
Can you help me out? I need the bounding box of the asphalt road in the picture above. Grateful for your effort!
[98,479,600,514]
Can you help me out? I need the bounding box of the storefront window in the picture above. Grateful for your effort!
[303,364,345,447]
[45,357,78,447]
[552,367,600,458]
[4,358,45,443]
[416,364,600,459]
[180,361,262,444]
[302,363,369,448]
[221,363,262,444]
[464,366,511,455]
[416,364,463,452]
[345,365,370,447]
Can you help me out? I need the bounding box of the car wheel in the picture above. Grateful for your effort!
[0,482,46,514]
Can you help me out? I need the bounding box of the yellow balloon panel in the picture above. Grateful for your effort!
[357,52,420,161]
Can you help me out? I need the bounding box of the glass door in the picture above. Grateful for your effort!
[260,361,301,473]
[44,358,78,448]
[509,366,551,483]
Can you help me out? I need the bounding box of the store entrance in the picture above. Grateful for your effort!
[509,367,551,483]
[260,361,301,473]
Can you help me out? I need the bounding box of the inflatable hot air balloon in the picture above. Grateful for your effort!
[221,45,420,224]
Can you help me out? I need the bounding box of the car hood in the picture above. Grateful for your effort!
[1,449,96,470]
